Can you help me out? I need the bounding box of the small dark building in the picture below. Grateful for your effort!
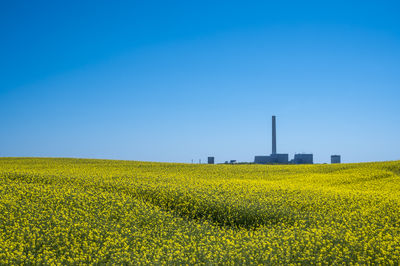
[293,154,313,164]
[331,155,341,164]
[270,153,289,164]
[208,157,215,164]
[254,156,269,164]
[254,154,288,164]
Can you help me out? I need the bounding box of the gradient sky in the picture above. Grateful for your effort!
[1,0,400,163]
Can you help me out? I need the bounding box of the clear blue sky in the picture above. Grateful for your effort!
[1,0,400,163]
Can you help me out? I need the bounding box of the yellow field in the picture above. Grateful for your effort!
[1,158,400,264]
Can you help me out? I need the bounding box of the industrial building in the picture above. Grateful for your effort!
[255,154,289,164]
[206,116,339,165]
[254,116,290,164]
[292,154,313,164]
[331,155,341,164]
[254,116,313,164]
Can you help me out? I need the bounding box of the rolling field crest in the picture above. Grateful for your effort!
[1,158,400,264]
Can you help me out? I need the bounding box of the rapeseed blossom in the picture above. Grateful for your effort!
[0,158,399,264]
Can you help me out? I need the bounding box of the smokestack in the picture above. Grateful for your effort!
[272,115,276,154]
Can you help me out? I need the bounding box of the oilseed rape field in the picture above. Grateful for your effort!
[1,158,400,264]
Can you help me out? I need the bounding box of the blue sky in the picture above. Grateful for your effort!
[1,0,400,163]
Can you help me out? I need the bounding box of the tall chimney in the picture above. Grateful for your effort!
[272,115,276,154]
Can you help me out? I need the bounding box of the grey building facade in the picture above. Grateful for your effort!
[253,116,315,165]
[254,116,289,164]
[293,154,313,164]
[254,154,289,164]
[331,155,341,164]
[254,156,270,164]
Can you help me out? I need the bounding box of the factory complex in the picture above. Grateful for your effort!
[208,116,341,165]
[253,116,315,164]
